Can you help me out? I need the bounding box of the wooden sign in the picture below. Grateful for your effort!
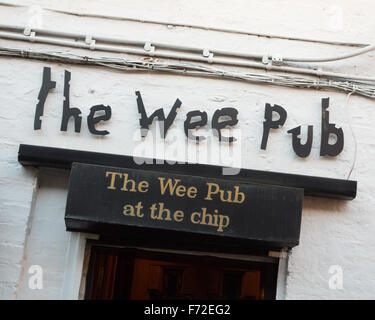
[65,163,303,248]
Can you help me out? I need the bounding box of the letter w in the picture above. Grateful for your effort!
[158,178,180,195]
[136,91,181,138]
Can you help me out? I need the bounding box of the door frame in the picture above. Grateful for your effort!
[81,241,282,300]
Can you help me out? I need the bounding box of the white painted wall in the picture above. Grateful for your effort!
[15,168,71,299]
[0,0,374,299]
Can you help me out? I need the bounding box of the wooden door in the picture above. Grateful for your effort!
[85,246,277,300]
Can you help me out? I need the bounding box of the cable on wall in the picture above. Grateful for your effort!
[1,46,374,99]
[345,92,358,180]
[1,26,375,85]
[0,24,373,66]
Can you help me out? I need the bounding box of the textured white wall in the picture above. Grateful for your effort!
[15,168,71,299]
[0,0,375,299]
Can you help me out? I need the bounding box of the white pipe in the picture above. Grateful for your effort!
[0,30,374,83]
[1,24,374,65]
[1,46,374,98]
[284,44,375,63]
[0,24,263,60]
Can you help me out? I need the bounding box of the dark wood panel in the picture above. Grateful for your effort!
[65,163,303,249]
[86,249,118,300]
[18,144,356,199]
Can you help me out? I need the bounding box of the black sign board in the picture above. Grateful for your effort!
[65,163,303,249]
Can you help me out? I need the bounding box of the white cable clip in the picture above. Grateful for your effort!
[30,32,36,42]
[144,42,155,56]
[85,35,93,44]
[203,49,214,63]
[85,35,96,50]
[23,27,31,36]
[203,48,210,57]
[24,28,36,42]
[262,54,269,65]
[271,54,283,66]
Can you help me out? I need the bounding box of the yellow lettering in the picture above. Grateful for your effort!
[233,186,245,203]
[106,171,122,190]
[123,204,135,216]
[173,210,184,222]
[121,173,137,192]
[150,203,158,219]
[217,215,230,232]
[201,207,218,226]
[135,201,144,217]
[158,177,181,196]
[220,190,233,203]
[157,202,172,221]
[191,211,201,224]
[175,185,186,197]
[205,183,220,200]
[138,181,149,193]
[187,186,197,199]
